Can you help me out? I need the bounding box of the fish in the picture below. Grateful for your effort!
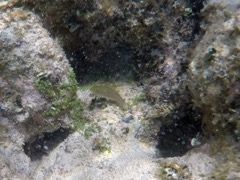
[90,85,127,110]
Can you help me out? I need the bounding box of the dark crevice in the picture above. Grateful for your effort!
[19,0,205,85]
[68,44,137,84]
[157,104,203,157]
[23,127,70,161]
[186,0,205,13]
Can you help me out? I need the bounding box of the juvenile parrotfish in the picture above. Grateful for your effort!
[90,85,127,110]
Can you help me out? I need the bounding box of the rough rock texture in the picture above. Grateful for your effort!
[189,0,240,138]
[13,0,206,159]
[11,1,205,148]
[187,0,240,178]
[0,4,76,179]
[0,0,240,180]
[32,126,158,180]
[12,0,204,83]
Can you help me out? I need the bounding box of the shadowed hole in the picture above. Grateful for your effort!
[157,104,203,157]
[23,127,70,161]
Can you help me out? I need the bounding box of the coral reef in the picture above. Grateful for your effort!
[0,0,240,179]
[9,2,205,155]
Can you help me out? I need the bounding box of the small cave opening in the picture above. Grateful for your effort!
[18,0,204,85]
[68,44,165,85]
[156,104,203,157]
[23,127,70,161]
[68,45,141,84]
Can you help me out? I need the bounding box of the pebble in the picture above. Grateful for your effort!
[122,113,134,123]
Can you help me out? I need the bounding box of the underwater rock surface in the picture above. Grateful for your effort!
[189,0,240,138]
[0,3,76,179]
[0,0,239,179]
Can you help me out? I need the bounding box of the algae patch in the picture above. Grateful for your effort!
[34,69,88,130]
[90,85,127,109]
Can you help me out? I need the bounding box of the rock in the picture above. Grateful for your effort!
[188,0,240,137]
[0,5,78,179]
[0,0,240,179]
[122,113,134,123]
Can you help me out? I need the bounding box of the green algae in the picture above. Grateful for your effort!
[92,137,111,153]
[34,69,87,130]
[90,85,127,110]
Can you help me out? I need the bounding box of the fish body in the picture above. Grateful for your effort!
[90,85,127,109]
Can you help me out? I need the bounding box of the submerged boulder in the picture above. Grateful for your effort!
[188,0,240,138]
[0,4,83,178]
